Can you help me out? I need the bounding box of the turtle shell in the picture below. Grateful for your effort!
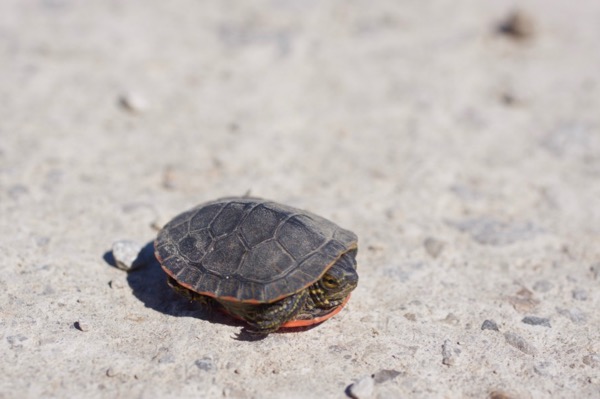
[155,197,357,304]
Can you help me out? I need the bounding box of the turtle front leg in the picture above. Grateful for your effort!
[243,290,308,335]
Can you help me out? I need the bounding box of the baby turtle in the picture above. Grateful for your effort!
[154,197,358,334]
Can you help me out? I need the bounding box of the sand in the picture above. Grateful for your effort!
[1,1,599,398]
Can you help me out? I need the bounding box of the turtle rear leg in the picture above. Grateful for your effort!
[167,276,212,305]
[243,290,308,335]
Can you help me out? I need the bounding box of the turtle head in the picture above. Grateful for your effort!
[310,250,358,309]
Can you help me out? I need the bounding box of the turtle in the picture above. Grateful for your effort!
[154,197,359,334]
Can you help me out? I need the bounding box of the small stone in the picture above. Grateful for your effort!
[111,240,145,271]
[108,280,125,289]
[106,368,116,377]
[481,319,499,331]
[74,321,90,332]
[119,92,148,113]
[157,353,175,364]
[504,332,536,355]
[441,313,460,325]
[582,354,599,368]
[441,340,460,366]
[423,237,444,258]
[488,390,517,399]
[571,288,588,301]
[590,263,600,279]
[372,369,401,384]
[403,313,416,321]
[347,375,374,399]
[6,335,28,349]
[499,92,517,106]
[496,10,534,41]
[516,287,533,298]
[533,361,553,376]
[7,184,29,200]
[532,280,553,293]
[507,288,539,313]
[449,217,537,246]
[556,307,587,324]
[521,316,551,328]
[195,357,216,372]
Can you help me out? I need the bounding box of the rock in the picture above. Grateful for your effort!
[403,313,416,321]
[195,357,217,372]
[533,361,554,376]
[496,10,535,41]
[448,217,537,246]
[481,319,499,331]
[423,237,444,258]
[582,354,599,368]
[441,340,460,366]
[118,92,148,113]
[590,263,600,280]
[571,288,588,301]
[372,369,401,384]
[507,289,540,313]
[74,321,90,332]
[504,332,536,355]
[111,240,145,271]
[488,390,517,399]
[556,307,587,325]
[347,375,374,399]
[441,313,460,326]
[6,334,28,349]
[521,316,551,328]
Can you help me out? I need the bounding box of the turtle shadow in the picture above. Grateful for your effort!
[103,241,241,328]
[103,241,322,341]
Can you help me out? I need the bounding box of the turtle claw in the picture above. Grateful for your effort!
[234,328,270,341]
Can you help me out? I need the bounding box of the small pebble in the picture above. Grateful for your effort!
[74,321,90,332]
[347,375,374,399]
[488,390,517,399]
[556,307,587,325]
[504,332,536,355]
[497,10,534,41]
[571,288,588,301]
[195,357,216,372]
[590,263,600,279]
[441,313,460,325]
[441,340,460,366]
[111,240,145,271]
[423,237,445,258]
[481,319,499,331]
[7,184,29,200]
[507,287,539,313]
[372,369,401,384]
[533,361,553,376]
[106,368,116,377]
[403,313,416,321]
[582,354,599,368]
[521,316,551,328]
[108,280,125,289]
[119,92,148,113]
[449,217,537,246]
[532,280,553,293]
[6,335,28,349]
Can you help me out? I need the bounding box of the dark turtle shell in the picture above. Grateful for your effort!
[155,197,357,304]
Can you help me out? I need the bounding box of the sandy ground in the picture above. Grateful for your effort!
[1,1,600,398]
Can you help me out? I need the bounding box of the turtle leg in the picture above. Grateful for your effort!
[243,290,308,335]
[167,276,212,306]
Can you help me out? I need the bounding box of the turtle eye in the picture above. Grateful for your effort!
[322,275,339,289]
